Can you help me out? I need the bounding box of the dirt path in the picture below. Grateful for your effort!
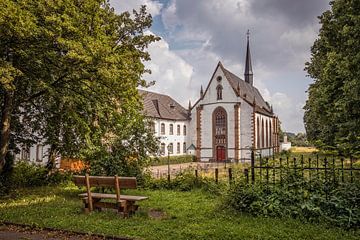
[0,224,130,240]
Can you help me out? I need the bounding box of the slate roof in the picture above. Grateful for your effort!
[139,90,189,121]
[220,64,273,114]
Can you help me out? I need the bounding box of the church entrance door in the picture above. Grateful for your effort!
[216,146,226,161]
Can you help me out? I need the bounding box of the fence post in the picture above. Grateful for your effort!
[279,157,283,185]
[301,155,304,178]
[251,150,255,183]
[324,157,328,183]
[308,158,312,185]
[350,155,353,183]
[215,168,219,183]
[293,158,297,175]
[228,168,233,184]
[272,158,276,185]
[266,158,269,185]
[195,169,198,179]
[332,156,336,185]
[316,155,319,178]
[244,168,249,183]
[341,158,344,182]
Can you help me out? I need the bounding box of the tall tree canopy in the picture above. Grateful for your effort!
[0,0,159,171]
[304,0,360,155]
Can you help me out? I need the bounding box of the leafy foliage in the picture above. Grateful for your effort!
[225,171,360,229]
[0,0,159,171]
[0,161,71,195]
[304,0,360,155]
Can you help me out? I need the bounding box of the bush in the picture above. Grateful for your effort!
[0,161,72,195]
[224,173,360,229]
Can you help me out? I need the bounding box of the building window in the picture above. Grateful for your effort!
[160,143,166,155]
[183,142,186,154]
[265,120,269,148]
[149,121,155,133]
[169,124,173,135]
[36,144,43,162]
[168,143,173,154]
[177,142,180,154]
[183,125,186,135]
[216,85,223,100]
[177,124,180,135]
[161,123,165,135]
[21,147,30,161]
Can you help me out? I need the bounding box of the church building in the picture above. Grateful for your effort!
[141,36,280,162]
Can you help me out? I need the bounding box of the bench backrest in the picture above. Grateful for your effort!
[73,175,137,189]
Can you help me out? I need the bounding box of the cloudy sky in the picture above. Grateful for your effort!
[110,0,330,133]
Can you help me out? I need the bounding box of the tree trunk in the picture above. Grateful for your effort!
[0,90,14,171]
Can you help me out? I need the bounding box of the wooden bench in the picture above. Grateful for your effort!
[73,174,148,217]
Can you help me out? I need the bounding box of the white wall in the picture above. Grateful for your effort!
[15,143,52,165]
[153,118,188,156]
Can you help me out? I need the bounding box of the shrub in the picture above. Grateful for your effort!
[224,173,360,229]
[0,161,72,195]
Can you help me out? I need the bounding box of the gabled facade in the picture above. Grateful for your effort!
[188,61,279,161]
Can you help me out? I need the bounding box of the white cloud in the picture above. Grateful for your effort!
[110,0,163,17]
[142,32,194,106]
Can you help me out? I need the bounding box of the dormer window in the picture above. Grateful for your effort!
[216,85,223,100]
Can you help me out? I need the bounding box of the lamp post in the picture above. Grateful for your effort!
[167,144,171,182]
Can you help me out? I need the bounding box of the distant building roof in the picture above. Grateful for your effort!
[139,90,189,121]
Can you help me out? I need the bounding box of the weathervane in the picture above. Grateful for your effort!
[246,29,250,41]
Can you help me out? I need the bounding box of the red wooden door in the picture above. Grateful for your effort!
[216,146,226,161]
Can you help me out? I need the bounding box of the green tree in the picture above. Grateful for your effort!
[304,0,360,155]
[0,0,159,172]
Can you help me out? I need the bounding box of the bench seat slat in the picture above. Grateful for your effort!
[73,175,137,189]
[78,193,148,201]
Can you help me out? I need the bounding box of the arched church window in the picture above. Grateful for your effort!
[216,85,223,100]
[183,125,186,135]
[177,124,180,135]
[214,107,227,145]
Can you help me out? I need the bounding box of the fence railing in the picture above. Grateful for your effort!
[152,151,360,185]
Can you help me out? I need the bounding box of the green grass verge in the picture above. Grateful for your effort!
[151,155,194,166]
[0,185,359,240]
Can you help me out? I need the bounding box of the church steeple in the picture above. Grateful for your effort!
[244,30,253,85]
[200,85,204,98]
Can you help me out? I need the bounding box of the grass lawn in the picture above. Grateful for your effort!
[0,185,359,240]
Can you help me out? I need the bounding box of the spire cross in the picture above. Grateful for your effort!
[246,29,250,41]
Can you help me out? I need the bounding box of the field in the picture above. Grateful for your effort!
[0,185,359,240]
